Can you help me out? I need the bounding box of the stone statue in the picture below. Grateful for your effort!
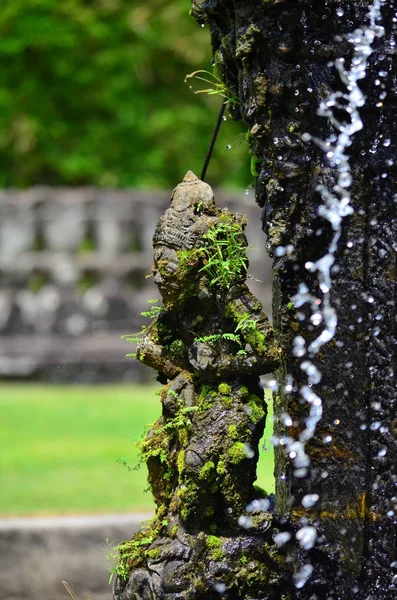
[113,172,282,600]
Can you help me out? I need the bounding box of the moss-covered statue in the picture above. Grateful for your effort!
[113,172,283,600]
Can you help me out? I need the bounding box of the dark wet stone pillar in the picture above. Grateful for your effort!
[192,1,397,598]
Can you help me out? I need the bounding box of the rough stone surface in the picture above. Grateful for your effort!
[191,1,397,598]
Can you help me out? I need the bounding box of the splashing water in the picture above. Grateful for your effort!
[272,0,385,582]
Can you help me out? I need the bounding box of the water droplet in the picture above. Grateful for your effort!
[296,526,318,550]
[274,531,292,546]
[337,8,345,16]
[293,335,306,357]
[293,564,314,589]
[237,515,253,528]
[246,498,270,513]
[302,493,320,508]
[281,412,293,426]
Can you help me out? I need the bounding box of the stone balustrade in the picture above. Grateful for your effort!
[0,186,271,381]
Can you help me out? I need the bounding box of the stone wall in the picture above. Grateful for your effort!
[0,513,151,600]
[0,186,271,381]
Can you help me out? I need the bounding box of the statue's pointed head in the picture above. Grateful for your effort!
[183,170,198,183]
[170,171,216,213]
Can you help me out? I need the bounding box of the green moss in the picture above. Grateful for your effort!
[178,427,189,447]
[240,555,248,565]
[250,156,262,177]
[246,395,265,424]
[240,385,249,399]
[227,424,239,440]
[177,450,185,480]
[177,480,199,521]
[216,460,226,476]
[203,505,215,518]
[244,327,267,353]
[108,519,159,582]
[169,339,186,358]
[218,383,231,394]
[206,534,221,549]
[274,394,282,406]
[146,548,161,560]
[199,385,217,410]
[199,460,216,481]
[228,442,248,464]
[225,304,267,354]
[221,395,233,408]
[206,535,224,560]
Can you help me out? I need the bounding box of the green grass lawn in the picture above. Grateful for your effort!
[0,384,274,516]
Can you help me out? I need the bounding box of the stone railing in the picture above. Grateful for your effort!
[0,186,272,381]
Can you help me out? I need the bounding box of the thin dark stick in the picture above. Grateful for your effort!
[200,101,226,181]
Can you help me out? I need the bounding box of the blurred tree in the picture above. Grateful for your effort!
[0,0,251,188]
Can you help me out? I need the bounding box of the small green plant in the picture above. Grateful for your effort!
[195,332,242,346]
[116,457,134,472]
[140,299,163,319]
[134,404,200,473]
[234,314,259,334]
[122,299,163,357]
[107,524,158,584]
[121,329,147,358]
[185,70,239,107]
[181,219,250,290]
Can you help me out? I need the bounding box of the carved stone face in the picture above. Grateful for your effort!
[151,172,217,308]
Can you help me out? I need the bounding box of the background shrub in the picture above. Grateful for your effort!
[0,0,250,188]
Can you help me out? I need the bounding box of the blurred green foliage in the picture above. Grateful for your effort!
[0,0,250,188]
